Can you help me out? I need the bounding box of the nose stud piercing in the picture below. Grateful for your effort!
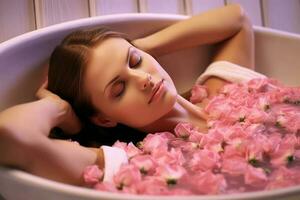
[144,74,152,89]
[147,74,152,82]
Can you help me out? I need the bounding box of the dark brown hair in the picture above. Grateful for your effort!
[48,27,127,122]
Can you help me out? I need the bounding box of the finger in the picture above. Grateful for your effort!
[40,78,48,89]
[36,88,48,99]
[36,79,51,99]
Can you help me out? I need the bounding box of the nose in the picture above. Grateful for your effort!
[130,70,154,90]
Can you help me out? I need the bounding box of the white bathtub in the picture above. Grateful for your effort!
[0,13,300,200]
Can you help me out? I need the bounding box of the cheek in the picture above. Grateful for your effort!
[115,90,176,127]
[122,110,158,128]
[147,58,174,85]
[110,95,151,124]
[113,101,153,126]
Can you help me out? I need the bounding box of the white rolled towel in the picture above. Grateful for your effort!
[196,61,266,84]
[101,145,128,182]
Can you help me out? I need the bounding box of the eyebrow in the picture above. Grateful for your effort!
[103,46,132,94]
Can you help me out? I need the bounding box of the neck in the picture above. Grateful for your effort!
[139,95,208,133]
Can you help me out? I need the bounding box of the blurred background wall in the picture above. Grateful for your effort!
[0,0,300,43]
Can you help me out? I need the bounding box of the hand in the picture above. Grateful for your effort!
[0,101,99,185]
[36,79,82,134]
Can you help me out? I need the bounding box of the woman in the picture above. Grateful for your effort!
[45,3,254,135]
[0,4,263,186]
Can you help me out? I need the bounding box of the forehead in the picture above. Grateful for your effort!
[84,37,130,96]
[91,37,130,68]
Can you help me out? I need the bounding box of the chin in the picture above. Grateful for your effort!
[133,102,176,129]
[129,89,178,129]
[166,86,178,106]
[155,91,178,119]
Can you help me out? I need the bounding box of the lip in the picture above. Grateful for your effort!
[148,79,165,104]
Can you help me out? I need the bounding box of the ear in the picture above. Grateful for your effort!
[90,114,117,128]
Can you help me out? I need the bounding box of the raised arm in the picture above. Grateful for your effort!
[36,79,82,134]
[134,4,254,98]
[0,98,102,185]
[133,4,253,68]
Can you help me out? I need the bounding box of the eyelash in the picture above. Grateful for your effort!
[130,52,142,68]
[114,81,125,98]
[113,51,143,98]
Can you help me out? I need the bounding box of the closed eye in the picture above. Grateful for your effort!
[111,80,125,98]
[129,50,142,68]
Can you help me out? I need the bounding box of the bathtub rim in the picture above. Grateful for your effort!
[1,13,300,52]
[0,13,187,52]
[1,165,300,200]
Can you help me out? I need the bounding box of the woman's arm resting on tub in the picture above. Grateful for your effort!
[132,4,253,66]
[133,4,254,98]
[36,79,82,134]
[203,12,254,98]
[0,99,103,185]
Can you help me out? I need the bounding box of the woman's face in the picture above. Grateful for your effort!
[84,38,178,128]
